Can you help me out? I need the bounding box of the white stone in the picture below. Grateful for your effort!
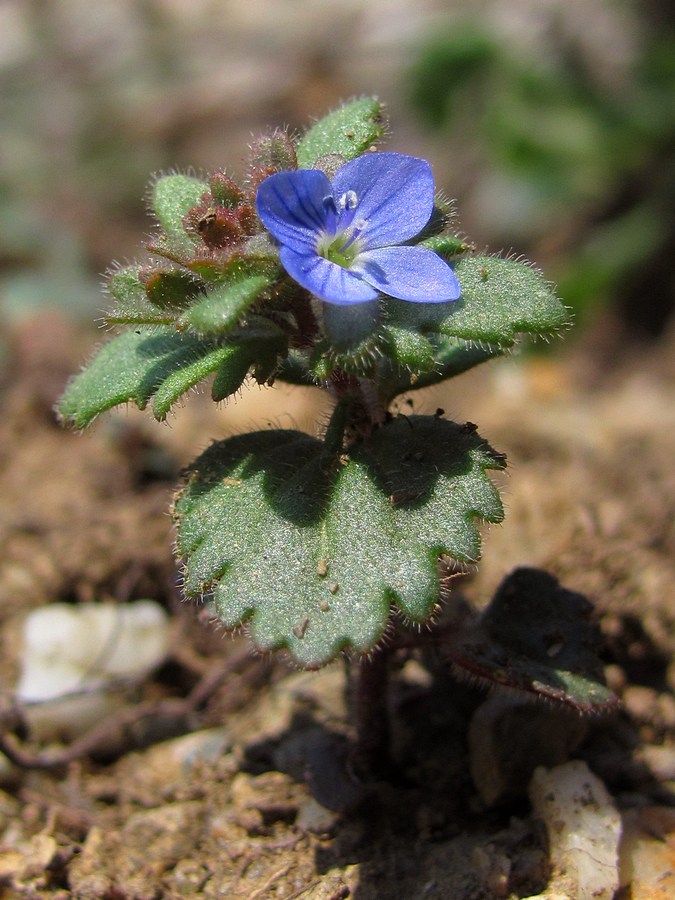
[16,600,170,740]
[528,760,621,900]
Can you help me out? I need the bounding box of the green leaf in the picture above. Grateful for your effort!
[106,266,176,326]
[211,351,256,402]
[419,234,474,257]
[275,351,319,387]
[109,266,146,304]
[296,97,385,168]
[150,343,247,420]
[151,174,208,252]
[449,568,619,712]
[378,337,504,399]
[388,255,569,349]
[212,322,287,399]
[181,273,273,335]
[144,268,204,310]
[381,326,436,371]
[174,416,505,668]
[58,328,254,427]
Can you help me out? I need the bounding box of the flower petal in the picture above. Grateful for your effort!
[279,247,378,305]
[331,153,435,249]
[256,170,332,252]
[355,246,461,302]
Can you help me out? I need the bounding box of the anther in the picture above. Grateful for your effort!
[337,190,358,211]
[322,195,338,216]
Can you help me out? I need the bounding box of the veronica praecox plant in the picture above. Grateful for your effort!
[59,99,611,721]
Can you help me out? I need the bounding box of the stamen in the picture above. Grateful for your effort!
[341,218,366,251]
[322,195,338,216]
[337,190,358,212]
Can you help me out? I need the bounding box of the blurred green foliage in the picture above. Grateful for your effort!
[408,18,675,335]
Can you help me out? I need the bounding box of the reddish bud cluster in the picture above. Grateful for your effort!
[184,192,257,251]
[182,127,298,256]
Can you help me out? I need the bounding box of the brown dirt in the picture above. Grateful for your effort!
[0,313,673,899]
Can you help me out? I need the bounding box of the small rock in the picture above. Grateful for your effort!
[619,806,675,900]
[302,872,351,898]
[0,832,57,885]
[623,686,659,724]
[639,743,675,783]
[17,600,170,741]
[604,663,627,694]
[296,796,340,834]
[529,760,621,900]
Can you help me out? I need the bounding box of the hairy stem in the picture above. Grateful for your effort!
[328,369,387,446]
[351,647,393,779]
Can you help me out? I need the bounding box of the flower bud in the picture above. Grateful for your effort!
[209,172,245,208]
[184,200,245,250]
[139,266,203,309]
[247,128,297,189]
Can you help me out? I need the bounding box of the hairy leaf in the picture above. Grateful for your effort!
[151,174,208,252]
[144,268,204,310]
[182,272,274,335]
[382,326,436,371]
[387,255,569,349]
[106,266,176,326]
[175,416,505,668]
[449,568,619,712]
[58,328,258,427]
[377,338,504,399]
[419,234,474,257]
[296,97,385,168]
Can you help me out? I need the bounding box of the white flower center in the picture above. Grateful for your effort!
[318,191,366,268]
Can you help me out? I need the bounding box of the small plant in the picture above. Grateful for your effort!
[58,99,613,769]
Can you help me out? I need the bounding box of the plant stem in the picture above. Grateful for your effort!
[330,370,392,777]
[352,648,393,779]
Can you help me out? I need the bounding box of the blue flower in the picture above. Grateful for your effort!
[255,152,461,306]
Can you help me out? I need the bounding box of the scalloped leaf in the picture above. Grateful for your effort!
[174,416,505,668]
[448,568,619,712]
[58,328,264,427]
[151,174,208,253]
[386,255,569,349]
[296,97,385,168]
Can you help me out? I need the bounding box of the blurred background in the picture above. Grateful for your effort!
[2,0,674,358]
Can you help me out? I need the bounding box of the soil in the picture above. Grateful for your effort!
[0,312,673,899]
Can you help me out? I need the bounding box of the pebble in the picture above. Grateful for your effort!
[0,832,57,886]
[16,600,170,740]
[624,686,659,723]
[296,796,340,835]
[618,806,675,899]
[639,743,675,783]
[528,760,621,900]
